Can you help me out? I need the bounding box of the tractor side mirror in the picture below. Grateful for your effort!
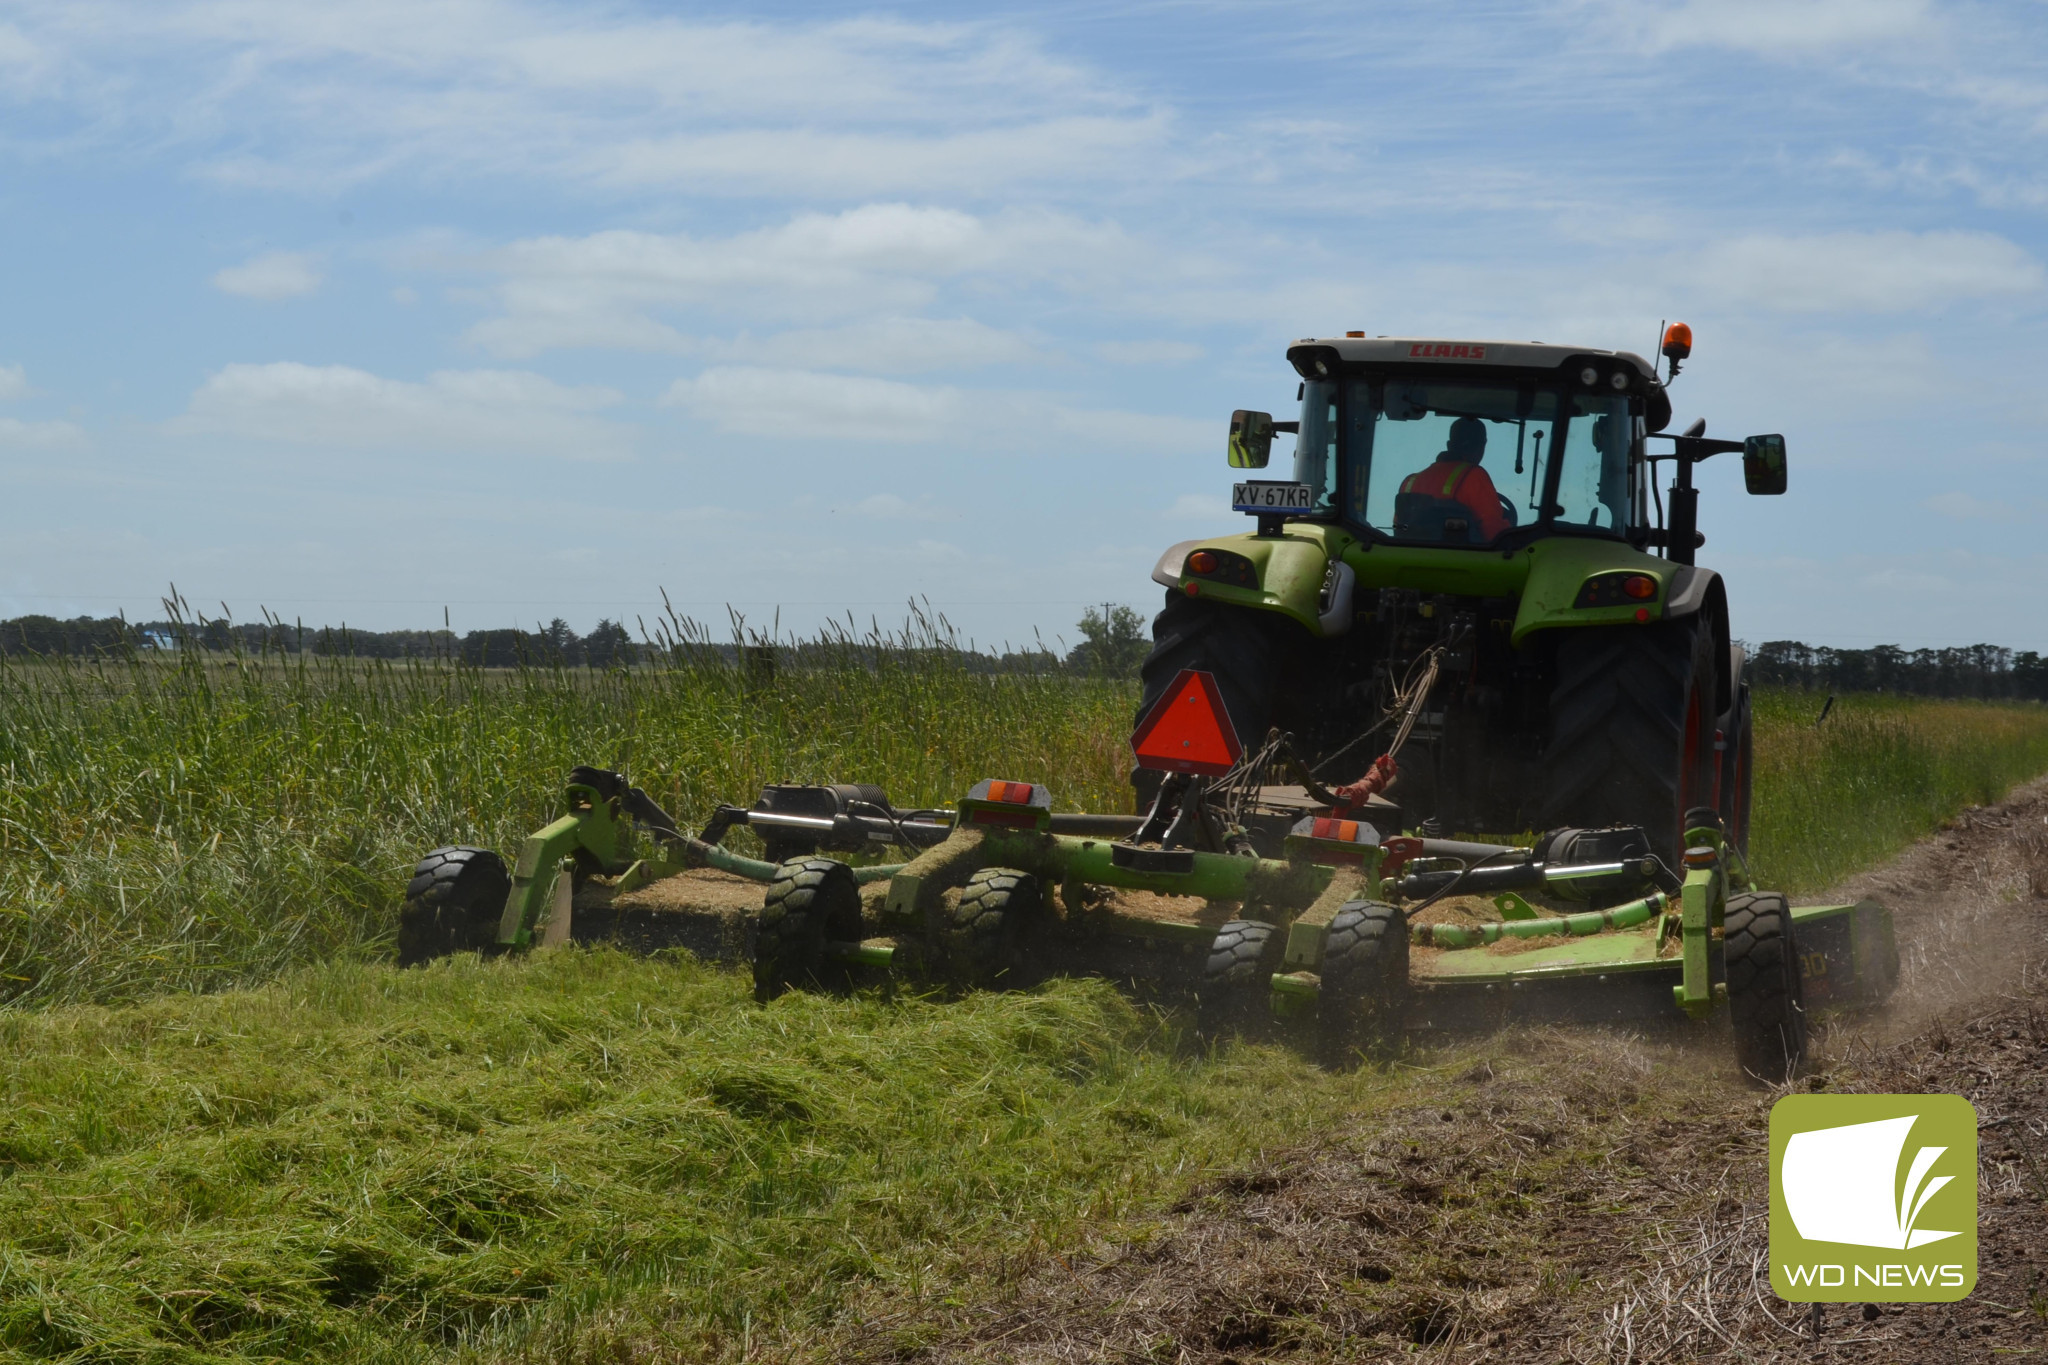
[1228,410,1274,469]
[1742,434,1787,495]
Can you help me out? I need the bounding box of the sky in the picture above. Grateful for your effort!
[1,0,2044,651]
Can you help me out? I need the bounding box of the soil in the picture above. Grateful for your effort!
[864,781,2048,1364]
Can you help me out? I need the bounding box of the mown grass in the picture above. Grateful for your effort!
[0,950,1429,1364]
[1747,689,2048,893]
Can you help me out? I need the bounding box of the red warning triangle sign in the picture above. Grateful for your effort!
[1131,669,1243,776]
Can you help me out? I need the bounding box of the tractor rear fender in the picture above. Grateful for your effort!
[1510,546,1731,713]
[1147,528,1345,635]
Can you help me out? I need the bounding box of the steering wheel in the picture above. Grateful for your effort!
[1497,493,1519,528]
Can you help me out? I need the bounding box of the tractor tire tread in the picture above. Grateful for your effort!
[1543,616,1714,861]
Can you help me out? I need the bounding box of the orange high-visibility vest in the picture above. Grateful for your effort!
[1399,460,1507,539]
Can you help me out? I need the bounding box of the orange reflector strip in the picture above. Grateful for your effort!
[969,807,1041,828]
[1131,668,1243,776]
[985,780,1034,805]
[1311,817,1360,842]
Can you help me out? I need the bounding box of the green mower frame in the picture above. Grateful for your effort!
[755,777,1896,1081]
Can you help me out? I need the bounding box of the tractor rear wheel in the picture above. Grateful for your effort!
[754,858,862,1002]
[1132,592,1287,809]
[1196,919,1281,1043]
[1725,891,1808,1084]
[1543,616,1718,864]
[942,868,1042,990]
[398,846,511,966]
[1317,900,1409,1067]
[1719,680,1755,858]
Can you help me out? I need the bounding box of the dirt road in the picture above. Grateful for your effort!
[890,785,2048,1363]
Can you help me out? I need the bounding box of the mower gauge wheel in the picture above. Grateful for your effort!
[1317,901,1409,1068]
[1724,891,1809,1084]
[398,846,512,966]
[942,868,1043,991]
[754,858,863,1002]
[1197,919,1282,1044]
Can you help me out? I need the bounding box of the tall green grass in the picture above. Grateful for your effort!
[0,618,1131,1009]
[6,610,2048,1010]
[1747,689,2048,893]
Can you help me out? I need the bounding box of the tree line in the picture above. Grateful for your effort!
[0,604,1159,677]
[1745,641,2048,700]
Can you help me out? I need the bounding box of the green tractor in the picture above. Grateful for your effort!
[1136,325,1787,861]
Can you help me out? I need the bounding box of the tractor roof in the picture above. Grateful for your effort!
[1288,336,1660,377]
[1286,336,1671,430]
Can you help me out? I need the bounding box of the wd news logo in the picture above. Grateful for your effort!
[1769,1095,1977,1302]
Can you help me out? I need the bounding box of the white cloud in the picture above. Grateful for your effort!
[1162,492,1220,520]
[719,317,1047,375]
[460,205,1135,359]
[0,364,30,400]
[0,416,86,449]
[1602,0,1932,55]
[1927,491,2022,522]
[664,367,956,443]
[844,494,955,522]
[174,362,631,457]
[1098,340,1205,366]
[660,365,1208,453]
[1690,231,2042,313]
[0,7,1161,195]
[211,250,323,300]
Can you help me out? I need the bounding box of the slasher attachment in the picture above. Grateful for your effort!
[1131,668,1242,776]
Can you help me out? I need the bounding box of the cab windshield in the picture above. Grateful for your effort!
[1291,377,1633,543]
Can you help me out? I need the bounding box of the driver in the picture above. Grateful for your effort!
[1399,415,1509,540]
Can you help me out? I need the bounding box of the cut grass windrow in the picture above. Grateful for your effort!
[0,951,1426,1364]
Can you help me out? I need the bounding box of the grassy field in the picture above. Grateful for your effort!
[1746,688,2048,891]
[5,635,2048,1360]
[0,629,1132,1009]
[5,629,2048,1008]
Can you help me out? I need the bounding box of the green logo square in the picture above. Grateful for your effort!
[1769,1094,1977,1302]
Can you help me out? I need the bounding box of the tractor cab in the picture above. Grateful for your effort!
[1226,335,1785,560]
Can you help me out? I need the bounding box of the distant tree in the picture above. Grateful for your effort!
[1066,604,1149,677]
[585,619,635,669]
[460,629,532,668]
[538,617,582,666]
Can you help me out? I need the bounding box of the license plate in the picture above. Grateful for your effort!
[1232,481,1314,514]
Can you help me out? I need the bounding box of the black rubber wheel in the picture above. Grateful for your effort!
[1719,681,1755,859]
[1132,591,1287,810]
[754,858,862,1002]
[1196,919,1282,1042]
[1725,891,1808,1084]
[1317,900,1409,1067]
[397,846,511,966]
[1543,615,1719,865]
[942,868,1041,990]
